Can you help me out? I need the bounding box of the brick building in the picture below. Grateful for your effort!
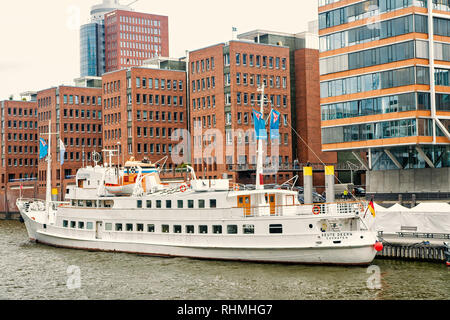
[101,60,187,178]
[0,99,38,216]
[189,40,293,184]
[237,29,338,190]
[104,9,169,73]
[36,86,103,200]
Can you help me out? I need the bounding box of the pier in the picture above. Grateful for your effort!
[377,232,450,263]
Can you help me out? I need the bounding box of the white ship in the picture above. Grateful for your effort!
[17,86,382,265]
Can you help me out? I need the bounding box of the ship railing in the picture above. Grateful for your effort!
[238,201,363,218]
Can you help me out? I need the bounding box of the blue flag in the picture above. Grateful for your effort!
[252,109,267,140]
[269,109,281,140]
[39,138,48,160]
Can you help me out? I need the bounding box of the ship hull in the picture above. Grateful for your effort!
[20,217,377,266]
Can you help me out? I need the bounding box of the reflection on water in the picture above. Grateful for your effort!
[0,221,448,300]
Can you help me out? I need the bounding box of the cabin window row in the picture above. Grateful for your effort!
[137,199,217,209]
[62,220,94,230]
[104,223,283,234]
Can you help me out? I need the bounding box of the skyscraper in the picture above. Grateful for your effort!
[319,0,450,194]
[104,9,169,73]
[80,0,130,77]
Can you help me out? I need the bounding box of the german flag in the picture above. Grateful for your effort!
[368,200,376,217]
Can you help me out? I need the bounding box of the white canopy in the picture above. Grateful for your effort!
[372,202,450,234]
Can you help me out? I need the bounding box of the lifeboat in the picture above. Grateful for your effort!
[104,157,159,196]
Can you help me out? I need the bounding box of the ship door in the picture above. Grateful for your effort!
[268,194,276,215]
[238,195,251,216]
[95,221,103,240]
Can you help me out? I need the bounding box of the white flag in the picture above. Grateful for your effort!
[59,139,66,165]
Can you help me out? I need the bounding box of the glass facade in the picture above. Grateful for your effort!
[80,22,105,77]
[319,0,450,172]
[320,66,429,98]
[80,23,98,77]
[321,92,430,120]
[319,0,427,30]
[371,145,450,170]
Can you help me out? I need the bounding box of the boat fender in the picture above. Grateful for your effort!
[312,206,321,215]
[359,203,364,213]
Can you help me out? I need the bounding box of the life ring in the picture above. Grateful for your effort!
[233,184,240,191]
[312,206,321,215]
[180,185,187,193]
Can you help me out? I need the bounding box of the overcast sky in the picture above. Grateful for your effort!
[0,0,318,100]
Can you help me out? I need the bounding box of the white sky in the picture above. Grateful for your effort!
[0,0,318,100]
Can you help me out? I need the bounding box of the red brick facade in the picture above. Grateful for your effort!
[294,48,337,188]
[37,86,103,200]
[102,67,187,178]
[189,41,293,184]
[104,10,169,73]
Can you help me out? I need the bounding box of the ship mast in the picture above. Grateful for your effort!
[45,119,52,211]
[256,84,265,190]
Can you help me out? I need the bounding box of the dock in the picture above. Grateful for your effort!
[377,232,450,263]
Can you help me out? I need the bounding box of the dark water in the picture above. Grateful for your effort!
[0,220,448,300]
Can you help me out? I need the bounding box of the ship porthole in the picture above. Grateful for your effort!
[309,224,313,229]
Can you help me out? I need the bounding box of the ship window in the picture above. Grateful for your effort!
[199,225,208,234]
[227,225,238,234]
[186,225,194,234]
[198,200,205,208]
[137,200,143,208]
[87,222,93,230]
[115,223,123,231]
[126,224,133,231]
[210,199,217,208]
[188,200,194,208]
[105,223,113,231]
[166,200,172,208]
[162,225,169,233]
[174,225,182,233]
[147,224,155,232]
[243,224,255,234]
[137,224,144,232]
[213,225,222,234]
[78,222,85,229]
[146,200,152,208]
[70,221,76,228]
[63,220,68,228]
[86,201,92,208]
[177,200,183,208]
[104,200,113,208]
[78,201,83,207]
[156,200,162,208]
[269,224,283,234]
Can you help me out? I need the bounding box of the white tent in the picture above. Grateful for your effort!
[372,202,450,234]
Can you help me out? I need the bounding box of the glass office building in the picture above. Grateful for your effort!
[80,23,103,77]
[319,0,450,172]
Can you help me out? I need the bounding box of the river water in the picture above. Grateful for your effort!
[0,220,448,300]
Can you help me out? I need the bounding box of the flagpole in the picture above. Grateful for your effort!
[45,120,52,211]
[256,84,265,191]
